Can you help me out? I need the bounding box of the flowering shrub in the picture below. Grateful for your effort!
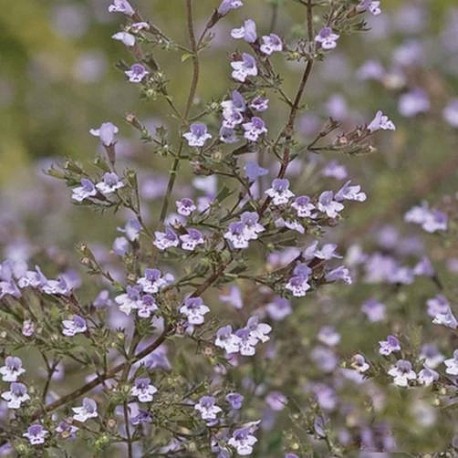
[1,0,458,456]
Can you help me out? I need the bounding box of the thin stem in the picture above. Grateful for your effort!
[123,402,134,458]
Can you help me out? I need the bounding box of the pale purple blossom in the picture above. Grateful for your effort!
[351,354,370,373]
[266,391,287,411]
[315,27,340,50]
[125,63,149,83]
[62,315,87,337]
[23,424,49,445]
[22,319,35,337]
[231,19,257,43]
[55,420,79,439]
[250,96,269,112]
[265,179,294,205]
[115,285,142,315]
[219,126,238,143]
[318,326,340,347]
[72,178,97,202]
[220,286,243,309]
[242,117,267,142]
[335,181,367,202]
[379,335,401,356]
[89,122,119,146]
[224,222,249,249]
[443,99,458,127]
[322,160,348,180]
[405,203,448,233]
[137,268,174,294]
[218,0,243,15]
[226,392,244,410]
[285,264,311,297]
[215,325,241,354]
[108,0,135,16]
[112,31,136,47]
[137,294,158,318]
[388,360,416,387]
[72,398,98,422]
[131,377,158,402]
[357,0,381,16]
[0,357,25,382]
[118,218,141,242]
[244,161,268,181]
[153,227,180,250]
[419,343,444,369]
[398,88,430,117]
[432,307,458,329]
[235,328,258,356]
[231,53,258,82]
[240,212,265,240]
[418,366,439,386]
[304,241,341,261]
[260,34,283,55]
[180,229,205,251]
[228,426,258,456]
[95,172,124,194]
[311,346,338,373]
[367,111,396,132]
[1,383,30,409]
[266,296,292,321]
[221,90,246,113]
[444,350,458,375]
[361,298,386,322]
[180,297,210,325]
[183,123,212,147]
[246,316,271,343]
[176,198,196,216]
[317,191,344,218]
[194,396,222,421]
[325,266,352,284]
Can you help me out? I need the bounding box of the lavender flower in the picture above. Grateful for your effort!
[443,99,458,127]
[418,366,439,386]
[361,298,386,322]
[315,27,340,50]
[215,325,241,354]
[112,31,136,47]
[405,203,448,233]
[357,0,382,16]
[231,20,257,43]
[95,172,124,194]
[419,343,444,369]
[125,63,149,83]
[72,398,98,422]
[224,222,250,249]
[266,296,292,321]
[244,161,268,181]
[432,306,458,329]
[180,228,205,251]
[137,294,158,318]
[183,123,212,147]
[266,391,287,411]
[317,191,344,218]
[89,122,119,146]
[115,285,142,315]
[228,427,258,456]
[226,392,244,410]
[260,34,283,55]
[108,0,135,16]
[1,382,30,409]
[351,354,370,373]
[23,424,49,445]
[235,328,258,356]
[444,350,458,375]
[231,53,258,82]
[265,179,294,205]
[388,360,416,387]
[246,316,271,343]
[220,286,243,309]
[179,297,210,325]
[335,181,367,202]
[240,212,265,240]
[250,96,269,112]
[0,357,25,382]
[285,263,311,297]
[194,396,222,421]
[176,198,196,216]
[55,420,79,439]
[242,117,267,142]
[318,326,341,347]
[153,227,180,250]
[398,88,430,117]
[367,111,396,132]
[62,315,87,337]
[219,126,238,143]
[131,377,158,402]
[22,319,35,337]
[379,335,401,356]
[72,178,97,202]
[137,268,173,293]
[118,218,141,242]
[291,196,315,218]
[218,0,243,15]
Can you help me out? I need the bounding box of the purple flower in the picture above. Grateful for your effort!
[176,198,196,216]
[108,0,135,16]
[22,319,35,337]
[23,424,49,445]
[260,33,283,55]
[315,27,340,50]
[194,396,222,421]
[432,307,458,329]
[398,88,430,117]
[240,212,265,240]
[231,53,258,83]
[72,398,98,422]
[361,298,386,322]
[137,268,174,294]
[113,236,130,255]
[444,350,458,375]
[95,172,124,194]
[183,123,212,147]
[367,111,395,132]
[1,382,30,409]
[55,420,79,439]
[419,343,444,369]
[224,221,250,249]
[311,346,338,373]
[118,218,141,242]
[379,335,401,356]
[418,366,439,386]
[388,360,416,387]
[357,0,381,16]
[246,316,271,343]
[62,315,87,337]
[325,266,352,284]
[317,191,344,218]
[0,357,25,382]
[112,31,136,47]
[89,122,118,146]
[226,392,244,410]
[125,63,149,83]
[219,126,239,144]
[215,325,241,354]
[266,391,287,411]
[115,285,141,315]
[291,195,315,218]
[266,296,291,321]
[285,263,311,297]
[130,409,153,425]
[220,286,243,309]
[222,90,246,113]
[244,161,268,181]
[137,294,158,318]
[250,96,269,112]
[72,178,97,202]
[231,19,257,43]
[335,181,367,202]
[351,354,370,373]
[405,203,448,233]
[218,0,243,15]
[443,99,458,127]
[131,377,158,402]
[242,117,267,142]
[180,228,205,251]
[265,178,294,205]
[235,328,258,356]
[322,160,348,180]
[318,326,340,347]
[153,227,180,250]
[228,427,258,455]
[179,297,210,325]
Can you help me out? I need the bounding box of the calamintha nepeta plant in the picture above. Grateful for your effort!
[5,0,458,456]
